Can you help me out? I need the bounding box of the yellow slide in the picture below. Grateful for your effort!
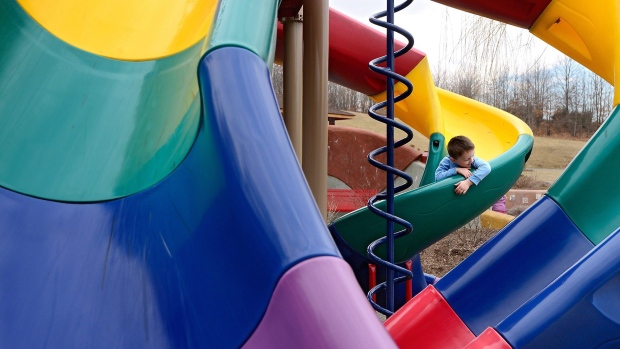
[529,0,619,104]
[372,56,532,163]
[330,56,534,263]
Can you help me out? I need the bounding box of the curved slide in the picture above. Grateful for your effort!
[4,0,620,347]
[324,8,533,265]
[0,0,395,347]
[384,0,620,348]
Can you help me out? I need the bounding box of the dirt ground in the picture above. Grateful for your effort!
[420,226,499,277]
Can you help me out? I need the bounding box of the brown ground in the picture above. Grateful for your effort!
[420,226,499,277]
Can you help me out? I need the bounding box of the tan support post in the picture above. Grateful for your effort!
[302,0,328,220]
[281,12,304,162]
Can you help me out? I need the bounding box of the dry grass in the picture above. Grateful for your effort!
[421,225,497,277]
[525,137,585,183]
[527,137,586,169]
[525,168,564,183]
[512,172,551,189]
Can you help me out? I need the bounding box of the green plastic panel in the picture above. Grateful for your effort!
[331,134,533,263]
[419,133,446,186]
[548,106,620,245]
[0,1,203,202]
[208,0,280,64]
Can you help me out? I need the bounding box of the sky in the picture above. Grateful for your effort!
[328,0,564,70]
[329,0,450,60]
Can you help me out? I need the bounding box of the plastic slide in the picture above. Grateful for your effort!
[383,0,620,347]
[325,8,533,265]
[387,104,620,348]
[5,0,620,347]
[0,0,395,347]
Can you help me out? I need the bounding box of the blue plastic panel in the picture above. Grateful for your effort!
[497,228,620,349]
[0,47,339,348]
[435,196,593,335]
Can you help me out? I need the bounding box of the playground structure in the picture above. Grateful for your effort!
[326,125,424,216]
[1,0,620,348]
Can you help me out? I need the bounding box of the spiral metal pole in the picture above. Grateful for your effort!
[366,0,415,317]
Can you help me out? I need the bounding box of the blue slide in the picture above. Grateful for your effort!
[0,1,395,347]
[5,0,620,347]
[387,106,620,348]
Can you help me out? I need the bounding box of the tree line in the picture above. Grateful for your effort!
[436,54,613,139]
[271,64,374,114]
[272,14,614,139]
[432,13,614,139]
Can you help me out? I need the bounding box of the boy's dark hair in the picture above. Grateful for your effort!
[447,135,475,158]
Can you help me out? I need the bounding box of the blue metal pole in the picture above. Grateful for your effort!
[366,0,414,317]
[385,0,395,313]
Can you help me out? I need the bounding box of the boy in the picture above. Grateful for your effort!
[435,135,491,195]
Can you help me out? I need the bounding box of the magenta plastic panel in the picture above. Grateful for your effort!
[243,256,397,349]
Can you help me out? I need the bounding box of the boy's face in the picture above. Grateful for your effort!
[450,149,475,168]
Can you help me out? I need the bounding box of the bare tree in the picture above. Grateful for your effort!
[272,63,373,113]
[589,73,613,126]
[523,61,552,127]
[450,67,481,99]
[327,81,374,113]
[555,55,577,114]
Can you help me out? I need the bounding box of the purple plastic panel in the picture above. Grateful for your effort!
[243,256,397,349]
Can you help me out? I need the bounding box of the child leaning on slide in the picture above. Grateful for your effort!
[435,135,491,195]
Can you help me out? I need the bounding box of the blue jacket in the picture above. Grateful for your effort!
[435,155,491,185]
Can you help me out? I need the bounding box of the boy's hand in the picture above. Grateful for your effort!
[455,167,472,178]
[454,179,473,195]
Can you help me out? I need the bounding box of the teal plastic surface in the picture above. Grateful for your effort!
[331,134,533,263]
[419,133,446,186]
[208,0,280,64]
[0,1,202,201]
[548,105,620,244]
